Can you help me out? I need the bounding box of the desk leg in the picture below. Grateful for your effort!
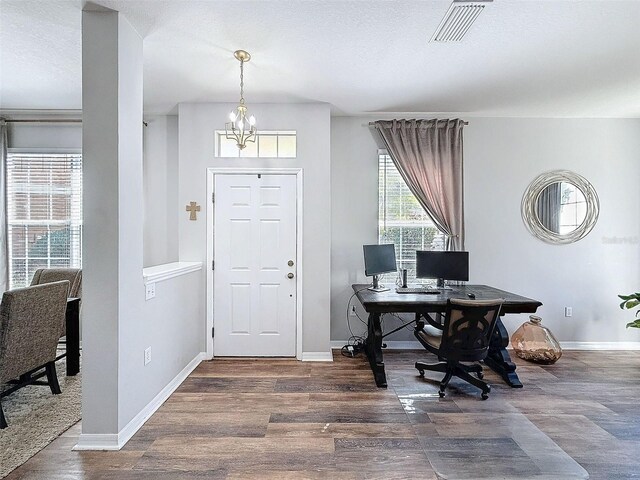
[66,299,80,377]
[364,312,387,388]
[484,316,522,388]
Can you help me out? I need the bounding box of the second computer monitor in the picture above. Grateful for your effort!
[416,251,469,288]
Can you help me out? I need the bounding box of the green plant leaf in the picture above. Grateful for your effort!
[619,293,640,300]
[624,300,640,309]
[626,319,640,328]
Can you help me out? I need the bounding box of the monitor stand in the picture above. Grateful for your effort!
[368,275,389,292]
[436,278,453,290]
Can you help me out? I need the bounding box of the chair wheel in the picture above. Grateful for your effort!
[418,369,425,377]
[477,372,484,379]
[438,390,445,398]
[481,392,489,400]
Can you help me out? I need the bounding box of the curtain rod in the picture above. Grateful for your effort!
[368,120,469,126]
[3,119,149,126]
[3,119,82,124]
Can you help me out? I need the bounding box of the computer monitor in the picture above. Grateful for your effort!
[416,251,469,288]
[363,244,397,292]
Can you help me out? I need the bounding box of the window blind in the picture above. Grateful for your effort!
[6,153,83,288]
[378,153,443,281]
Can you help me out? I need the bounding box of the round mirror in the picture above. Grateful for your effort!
[522,170,599,244]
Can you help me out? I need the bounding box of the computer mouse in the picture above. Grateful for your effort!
[467,293,476,299]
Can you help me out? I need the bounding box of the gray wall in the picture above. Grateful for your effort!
[178,102,332,355]
[331,116,640,344]
[143,115,179,267]
[6,123,81,150]
[6,117,179,272]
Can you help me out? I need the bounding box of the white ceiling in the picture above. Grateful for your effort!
[1,0,639,117]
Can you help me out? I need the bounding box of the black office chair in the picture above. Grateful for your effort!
[413,298,503,400]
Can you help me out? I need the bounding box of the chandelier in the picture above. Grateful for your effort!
[225,50,257,150]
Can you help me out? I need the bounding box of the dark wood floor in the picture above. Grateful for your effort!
[5,350,640,479]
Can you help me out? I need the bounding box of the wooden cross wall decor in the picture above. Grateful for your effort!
[186,201,201,221]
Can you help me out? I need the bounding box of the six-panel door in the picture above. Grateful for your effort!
[213,174,297,356]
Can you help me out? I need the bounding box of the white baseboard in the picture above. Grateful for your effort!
[74,352,206,451]
[72,433,119,450]
[560,341,640,350]
[330,340,421,350]
[301,351,333,362]
[331,340,640,351]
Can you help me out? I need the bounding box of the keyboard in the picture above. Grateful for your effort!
[396,287,441,294]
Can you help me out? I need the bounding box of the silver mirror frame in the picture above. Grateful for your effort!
[521,170,599,245]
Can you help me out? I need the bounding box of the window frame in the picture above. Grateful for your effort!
[214,130,297,158]
[6,148,83,289]
[377,149,444,283]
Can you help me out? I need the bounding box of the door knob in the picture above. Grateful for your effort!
[287,273,294,279]
[288,260,294,267]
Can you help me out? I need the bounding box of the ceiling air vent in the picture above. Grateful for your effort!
[430,0,492,43]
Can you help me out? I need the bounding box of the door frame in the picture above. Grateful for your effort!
[206,167,304,360]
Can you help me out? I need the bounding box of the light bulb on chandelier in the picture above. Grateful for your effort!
[225,50,257,150]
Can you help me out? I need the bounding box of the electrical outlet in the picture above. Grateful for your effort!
[144,347,152,365]
[350,305,357,317]
[145,282,156,300]
[564,307,572,317]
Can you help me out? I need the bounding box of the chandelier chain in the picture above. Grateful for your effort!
[239,60,245,104]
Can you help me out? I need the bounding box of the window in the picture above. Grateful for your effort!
[215,130,297,158]
[378,152,444,281]
[6,153,83,288]
[558,181,588,235]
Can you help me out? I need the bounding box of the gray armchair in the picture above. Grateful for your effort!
[0,281,70,429]
[31,268,82,337]
[31,268,82,298]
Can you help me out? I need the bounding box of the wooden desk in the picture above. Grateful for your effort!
[352,284,542,388]
[65,298,81,376]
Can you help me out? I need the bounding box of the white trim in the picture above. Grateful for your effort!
[72,433,120,451]
[295,170,304,360]
[560,341,640,351]
[207,167,304,175]
[74,352,206,451]
[330,340,422,350]
[301,351,334,362]
[206,167,304,361]
[206,172,215,359]
[143,261,203,284]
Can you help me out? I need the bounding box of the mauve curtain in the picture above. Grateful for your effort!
[0,120,8,292]
[374,119,465,251]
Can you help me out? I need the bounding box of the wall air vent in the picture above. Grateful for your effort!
[430,0,492,43]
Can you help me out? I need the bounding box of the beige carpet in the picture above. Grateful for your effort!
[0,357,81,479]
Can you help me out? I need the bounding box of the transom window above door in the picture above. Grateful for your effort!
[215,130,297,158]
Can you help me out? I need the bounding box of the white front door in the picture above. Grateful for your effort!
[213,174,297,356]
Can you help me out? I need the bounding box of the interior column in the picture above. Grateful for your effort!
[78,5,144,448]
